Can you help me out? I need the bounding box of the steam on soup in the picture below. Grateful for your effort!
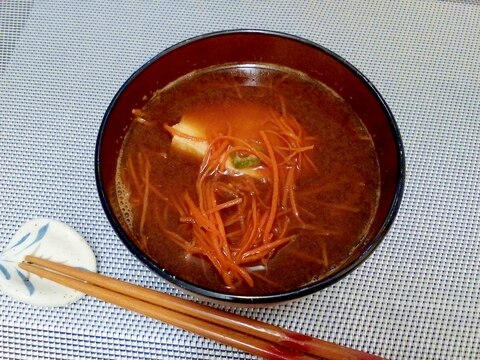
[116,63,380,295]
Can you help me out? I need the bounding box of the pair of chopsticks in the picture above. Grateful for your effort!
[20,256,384,360]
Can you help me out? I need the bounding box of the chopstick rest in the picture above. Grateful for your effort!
[0,219,97,306]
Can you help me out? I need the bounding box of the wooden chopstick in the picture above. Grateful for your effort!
[20,256,384,360]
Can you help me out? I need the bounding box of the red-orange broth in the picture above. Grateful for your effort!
[116,63,380,295]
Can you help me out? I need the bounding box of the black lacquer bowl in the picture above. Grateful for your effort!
[95,30,405,305]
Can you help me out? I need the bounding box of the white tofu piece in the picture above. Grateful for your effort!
[169,116,266,180]
[171,117,208,160]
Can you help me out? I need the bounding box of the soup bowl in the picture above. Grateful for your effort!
[95,30,405,305]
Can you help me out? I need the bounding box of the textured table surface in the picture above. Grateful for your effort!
[0,1,479,359]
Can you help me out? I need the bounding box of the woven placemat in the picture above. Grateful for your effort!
[0,1,478,358]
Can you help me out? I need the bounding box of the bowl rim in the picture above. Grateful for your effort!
[95,29,405,304]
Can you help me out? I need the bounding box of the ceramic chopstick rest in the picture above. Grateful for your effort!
[0,219,97,306]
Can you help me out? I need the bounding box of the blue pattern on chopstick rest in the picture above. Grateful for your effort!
[1,223,49,259]
[16,269,34,295]
[0,264,11,280]
[19,223,49,254]
[0,219,97,306]
[0,222,50,296]
[5,232,30,251]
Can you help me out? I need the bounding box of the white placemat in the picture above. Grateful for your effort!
[0,1,478,358]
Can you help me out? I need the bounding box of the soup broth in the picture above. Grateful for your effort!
[117,63,380,295]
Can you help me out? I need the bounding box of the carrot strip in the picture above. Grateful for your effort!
[281,166,295,208]
[296,205,316,219]
[170,194,187,217]
[249,270,283,290]
[206,197,243,214]
[278,94,287,117]
[164,123,208,142]
[226,229,244,239]
[280,145,315,165]
[184,192,219,233]
[289,187,304,224]
[277,215,291,240]
[234,196,259,261]
[206,136,231,168]
[208,183,231,258]
[288,248,326,267]
[131,108,321,289]
[233,83,243,99]
[194,226,252,287]
[126,156,142,192]
[239,236,296,264]
[149,184,169,201]
[259,131,279,244]
[161,228,194,252]
[179,216,195,224]
[193,227,229,278]
[223,214,242,227]
[139,154,150,234]
[303,153,319,173]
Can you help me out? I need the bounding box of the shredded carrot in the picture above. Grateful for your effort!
[226,229,244,239]
[303,152,319,173]
[178,216,195,224]
[288,248,326,267]
[169,194,187,217]
[280,145,315,165]
[239,235,297,264]
[139,154,150,234]
[163,123,208,143]
[233,83,243,99]
[289,186,304,224]
[234,196,259,261]
[206,197,243,214]
[122,105,322,289]
[149,184,168,201]
[249,270,283,289]
[126,156,142,192]
[183,192,219,233]
[296,205,316,219]
[259,131,279,244]
[161,228,195,252]
[223,213,242,227]
[276,215,291,240]
[281,166,295,207]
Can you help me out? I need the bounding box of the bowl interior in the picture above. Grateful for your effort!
[96,31,404,304]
